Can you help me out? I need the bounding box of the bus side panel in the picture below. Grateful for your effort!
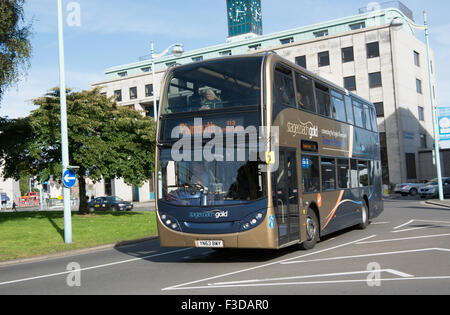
[319,190,362,236]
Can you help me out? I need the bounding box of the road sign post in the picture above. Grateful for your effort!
[58,0,72,244]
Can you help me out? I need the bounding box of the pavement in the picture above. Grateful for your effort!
[424,199,450,208]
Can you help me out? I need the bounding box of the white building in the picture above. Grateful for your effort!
[0,165,20,207]
[91,1,445,197]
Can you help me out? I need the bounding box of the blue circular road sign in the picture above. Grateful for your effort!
[63,169,77,188]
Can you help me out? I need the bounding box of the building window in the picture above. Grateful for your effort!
[280,37,294,45]
[219,50,232,56]
[414,51,420,67]
[145,84,153,98]
[314,30,329,38]
[318,51,330,67]
[192,56,203,62]
[118,71,128,78]
[114,90,122,102]
[344,76,356,91]
[141,67,151,73]
[367,42,380,58]
[104,179,113,196]
[342,47,354,63]
[420,134,427,149]
[248,44,261,51]
[369,72,382,88]
[349,22,366,31]
[416,79,422,94]
[418,106,424,121]
[374,102,384,117]
[129,87,137,100]
[405,153,417,180]
[295,55,306,68]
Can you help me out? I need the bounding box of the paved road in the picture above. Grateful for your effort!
[0,199,449,296]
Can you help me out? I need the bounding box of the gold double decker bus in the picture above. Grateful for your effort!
[155,52,383,250]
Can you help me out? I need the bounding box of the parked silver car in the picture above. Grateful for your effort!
[419,178,450,199]
[394,183,426,196]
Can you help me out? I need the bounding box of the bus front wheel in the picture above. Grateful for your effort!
[300,208,320,250]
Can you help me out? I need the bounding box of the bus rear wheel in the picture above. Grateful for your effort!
[358,202,369,230]
[300,208,319,250]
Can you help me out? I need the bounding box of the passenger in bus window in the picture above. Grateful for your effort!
[200,89,221,110]
[296,92,305,108]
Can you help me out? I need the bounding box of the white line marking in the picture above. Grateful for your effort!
[393,225,450,233]
[393,220,415,230]
[371,222,390,225]
[0,248,191,287]
[210,269,413,286]
[356,234,450,244]
[413,219,450,224]
[161,234,376,291]
[281,248,450,265]
[169,276,450,291]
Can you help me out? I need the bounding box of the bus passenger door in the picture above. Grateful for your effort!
[274,149,300,246]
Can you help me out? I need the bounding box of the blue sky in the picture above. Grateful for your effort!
[1,0,449,118]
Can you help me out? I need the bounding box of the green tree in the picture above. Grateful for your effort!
[0,0,32,103]
[0,87,157,213]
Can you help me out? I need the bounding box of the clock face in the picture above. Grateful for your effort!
[228,1,248,23]
[250,1,262,23]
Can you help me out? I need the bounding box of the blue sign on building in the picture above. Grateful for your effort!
[438,107,450,142]
[63,169,77,188]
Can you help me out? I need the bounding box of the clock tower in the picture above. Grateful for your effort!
[226,0,262,40]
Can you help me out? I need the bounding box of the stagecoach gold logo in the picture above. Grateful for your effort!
[287,120,319,139]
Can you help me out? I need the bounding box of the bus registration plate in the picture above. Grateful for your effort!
[196,240,224,248]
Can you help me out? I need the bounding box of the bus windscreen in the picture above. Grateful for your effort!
[162,57,262,115]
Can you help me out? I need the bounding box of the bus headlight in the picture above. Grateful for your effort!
[159,212,181,232]
[240,210,267,232]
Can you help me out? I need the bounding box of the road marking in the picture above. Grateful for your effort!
[169,276,450,291]
[393,220,414,230]
[356,233,450,244]
[0,248,192,287]
[210,269,413,286]
[371,222,390,225]
[161,234,376,291]
[393,225,450,233]
[281,248,450,265]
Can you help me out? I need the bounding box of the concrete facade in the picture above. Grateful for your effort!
[0,165,20,206]
[91,2,442,195]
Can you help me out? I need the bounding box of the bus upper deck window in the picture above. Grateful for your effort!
[274,66,296,109]
[295,72,316,113]
[315,82,331,118]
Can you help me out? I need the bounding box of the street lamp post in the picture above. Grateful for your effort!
[391,11,444,201]
[57,0,72,243]
[150,42,184,120]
